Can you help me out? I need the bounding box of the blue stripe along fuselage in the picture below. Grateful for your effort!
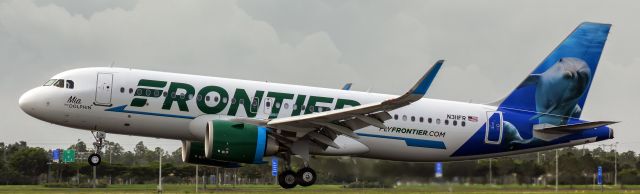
[105,105,196,119]
[356,133,446,149]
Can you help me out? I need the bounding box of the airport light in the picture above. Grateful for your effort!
[600,142,619,186]
[158,151,163,193]
[488,158,492,185]
[46,161,52,183]
[555,149,558,192]
[614,142,619,186]
[195,165,199,193]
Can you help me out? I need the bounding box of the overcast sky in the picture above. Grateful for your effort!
[0,0,638,153]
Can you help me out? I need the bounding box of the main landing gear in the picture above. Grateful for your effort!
[277,154,317,189]
[88,131,106,166]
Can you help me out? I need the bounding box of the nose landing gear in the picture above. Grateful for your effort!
[88,153,101,166]
[88,131,106,166]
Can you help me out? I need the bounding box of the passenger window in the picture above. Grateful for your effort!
[205,96,210,102]
[197,95,202,101]
[163,91,167,97]
[284,103,289,109]
[231,98,236,104]
[129,88,134,94]
[394,114,398,120]
[239,99,244,105]
[428,118,432,123]
[419,117,424,123]
[461,121,466,127]
[266,101,272,107]
[252,98,259,107]
[411,116,415,122]
[436,119,441,124]
[120,87,125,93]
[53,79,64,88]
[65,80,74,89]
[402,115,407,121]
[276,102,281,109]
[453,120,457,126]
[222,97,228,103]
[445,120,449,125]
[214,96,219,102]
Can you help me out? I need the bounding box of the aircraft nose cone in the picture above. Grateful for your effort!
[19,88,38,114]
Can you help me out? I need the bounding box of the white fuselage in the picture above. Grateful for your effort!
[19,67,598,162]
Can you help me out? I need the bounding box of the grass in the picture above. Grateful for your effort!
[0,184,639,194]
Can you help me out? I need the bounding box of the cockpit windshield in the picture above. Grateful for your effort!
[53,80,64,88]
[43,79,74,89]
[43,79,56,86]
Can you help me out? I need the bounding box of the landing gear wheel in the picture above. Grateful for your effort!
[88,153,101,166]
[296,167,317,187]
[278,170,297,189]
[89,131,106,166]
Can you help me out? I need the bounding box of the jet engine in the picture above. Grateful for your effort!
[203,120,279,164]
[181,140,241,168]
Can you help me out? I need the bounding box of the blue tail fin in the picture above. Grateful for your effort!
[499,22,611,125]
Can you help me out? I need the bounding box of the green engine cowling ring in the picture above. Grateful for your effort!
[181,141,241,168]
[204,120,267,164]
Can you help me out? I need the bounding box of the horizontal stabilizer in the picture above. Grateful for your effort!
[534,121,618,134]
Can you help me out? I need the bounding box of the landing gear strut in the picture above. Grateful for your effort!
[276,153,317,189]
[88,131,106,166]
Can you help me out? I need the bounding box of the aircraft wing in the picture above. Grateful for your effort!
[265,60,444,149]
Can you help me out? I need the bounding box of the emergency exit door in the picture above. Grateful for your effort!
[484,111,503,144]
[94,73,113,106]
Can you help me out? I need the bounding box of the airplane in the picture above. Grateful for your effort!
[18,22,616,189]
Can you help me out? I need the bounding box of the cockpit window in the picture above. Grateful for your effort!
[53,79,64,88]
[43,79,57,86]
[65,80,74,89]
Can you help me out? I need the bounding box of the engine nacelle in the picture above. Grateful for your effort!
[204,120,279,164]
[181,141,241,168]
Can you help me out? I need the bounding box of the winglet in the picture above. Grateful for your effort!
[342,83,353,90]
[382,60,444,107]
[409,60,444,96]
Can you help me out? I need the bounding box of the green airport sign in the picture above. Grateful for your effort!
[62,149,75,163]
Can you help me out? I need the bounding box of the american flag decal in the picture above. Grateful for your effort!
[468,116,478,122]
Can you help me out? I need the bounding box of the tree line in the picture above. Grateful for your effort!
[0,141,638,186]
